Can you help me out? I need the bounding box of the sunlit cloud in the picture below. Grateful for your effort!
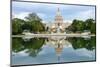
[12,12,29,20]
[12,1,95,22]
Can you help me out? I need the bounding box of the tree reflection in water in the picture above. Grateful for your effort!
[12,38,25,53]
[12,37,45,57]
[12,36,96,58]
[68,36,96,51]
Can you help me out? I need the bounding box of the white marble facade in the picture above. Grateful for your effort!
[44,8,72,33]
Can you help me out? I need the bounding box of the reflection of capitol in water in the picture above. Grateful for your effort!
[45,36,72,61]
[22,36,72,61]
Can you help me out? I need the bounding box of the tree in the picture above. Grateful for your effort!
[76,20,84,32]
[85,18,94,30]
[25,13,42,22]
[84,18,96,34]
[12,18,25,35]
[69,19,84,33]
[25,13,45,33]
[91,23,96,34]
[67,18,96,34]
[21,22,32,32]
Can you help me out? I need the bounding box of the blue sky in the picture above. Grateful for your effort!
[12,1,95,23]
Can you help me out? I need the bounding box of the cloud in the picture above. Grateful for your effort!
[37,13,46,19]
[73,9,95,20]
[76,48,95,58]
[13,12,29,20]
[63,20,72,23]
[12,1,95,21]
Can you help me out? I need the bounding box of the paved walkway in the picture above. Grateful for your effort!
[12,34,95,38]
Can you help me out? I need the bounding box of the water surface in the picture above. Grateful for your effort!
[11,36,96,66]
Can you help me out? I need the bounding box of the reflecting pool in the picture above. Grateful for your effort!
[11,36,96,66]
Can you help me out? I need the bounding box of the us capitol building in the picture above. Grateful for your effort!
[44,8,72,34]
